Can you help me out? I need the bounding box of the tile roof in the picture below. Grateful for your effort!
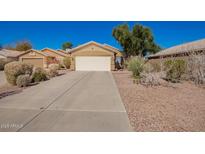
[0,49,24,58]
[148,38,205,58]
[41,48,68,57]
[68,41,121,54]
[20,49,51,57]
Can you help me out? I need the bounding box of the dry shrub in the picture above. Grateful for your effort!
[4,61,33,85]
[164,59,186,83]
[140,63,165,86]
[146,61,162,72]
[16,74,31,87]
[140,72,161,86]
[49,63,60,70]
[187,53,205,84]
[127,56,145,78]
[47,64,59,78]
[143,62,154,73]
[32,67,48,82]
[63,57,71,69]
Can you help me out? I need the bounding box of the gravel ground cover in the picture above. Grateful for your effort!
[113,71,205,131]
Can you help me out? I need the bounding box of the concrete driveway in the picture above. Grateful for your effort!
[0,71,132,132]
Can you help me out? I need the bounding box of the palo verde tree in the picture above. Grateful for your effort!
[62,42,73,50]
[112,23,161,57]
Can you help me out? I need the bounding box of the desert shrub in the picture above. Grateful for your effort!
[140,72,161,86]
[16,74,31,87]
[49,63,60,70]
[22,63,33,75]
[124,60,129,69]
[59,63,65,69]
[150,61,162,72]
[127,56,145,78]
[32,67,48,82]
[63,57,71,69]
[143,63,154,73]
[164,59,186,82]
[187,53,205,84]
[4,61,33,85]
[47,64,59,78]
[139,62,165,86]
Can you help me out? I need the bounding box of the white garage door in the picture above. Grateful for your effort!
[75,56,111,71]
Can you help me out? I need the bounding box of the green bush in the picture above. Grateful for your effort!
[4,61,33,85]
[63,57,71,69]
[16,74,31,87]
[0,59,13,70]
[127,57,145,78]
[32,67,48,82]
[164,59,186,82]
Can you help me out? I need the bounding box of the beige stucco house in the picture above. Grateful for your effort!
[18,41,123,71]
[19,49,52,68]
[68,41,122,71]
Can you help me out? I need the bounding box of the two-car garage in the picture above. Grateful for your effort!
[70,41,118,71]
[75,56,111,71]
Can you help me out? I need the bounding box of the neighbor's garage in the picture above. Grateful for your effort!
[21,58,44,68]
[19,49,49,68]
[75,56,111,71]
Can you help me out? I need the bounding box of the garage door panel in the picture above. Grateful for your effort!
[22,58,44,68]
[75,56,111,71]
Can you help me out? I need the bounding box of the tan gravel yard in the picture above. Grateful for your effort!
[113,71,205,131]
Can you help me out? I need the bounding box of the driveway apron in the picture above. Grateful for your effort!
[0,71,132,132]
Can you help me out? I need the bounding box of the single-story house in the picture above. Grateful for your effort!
[19,49,53,68]
[0,49,23,61]
[18,41,123,71]
[68,41,122,71]
[148,39,205,62]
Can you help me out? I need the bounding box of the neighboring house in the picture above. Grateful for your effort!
[68,41,123,71]
[19,49,54,68]
[41,48,69,63]
[0,49,23,61]
[57,49,70,54]
[148,39,205,61]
